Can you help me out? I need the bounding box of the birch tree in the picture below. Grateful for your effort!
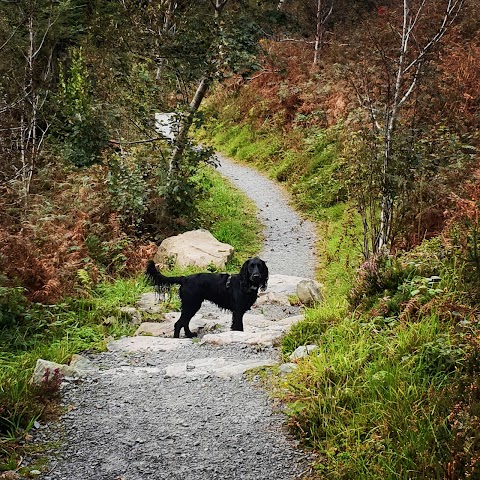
[351,0,465,257]
[149,0,266,212]
[0,0,84,209]
[167,0,229,184]
[313,0,333,65]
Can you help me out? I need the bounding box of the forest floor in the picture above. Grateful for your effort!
[33,153,318,480]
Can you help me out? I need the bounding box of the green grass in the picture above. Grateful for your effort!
[196,165,263,268]
[0,277,145,469]
[279,314,453,479]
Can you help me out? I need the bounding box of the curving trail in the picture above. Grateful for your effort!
[33,154,318,480]
[216,154,316,278]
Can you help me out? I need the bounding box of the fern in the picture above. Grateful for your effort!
[76,268,92,291]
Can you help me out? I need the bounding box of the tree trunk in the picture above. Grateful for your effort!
[166,0,228,184]
[156,0,177,80]
[167,76,211,179]
[313,0,323,65]
[313,0,333,65]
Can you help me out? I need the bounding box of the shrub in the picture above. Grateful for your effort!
[0,282,27,328]
[107,151,149,228]
[52,47,108,168]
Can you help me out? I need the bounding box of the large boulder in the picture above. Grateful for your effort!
[296,279,323,306]
[153,229,234,269]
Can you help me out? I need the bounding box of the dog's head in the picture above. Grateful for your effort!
[239,257,269,292]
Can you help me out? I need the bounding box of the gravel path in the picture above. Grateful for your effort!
[216,153,316,278]
[34,155,318,480]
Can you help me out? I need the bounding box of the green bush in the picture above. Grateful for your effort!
[0,284,27,328]
[107,151,149,227]
[52,47,108,168]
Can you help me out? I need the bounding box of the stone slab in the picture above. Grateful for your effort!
[107,336,191,353]
[164,357,277,379]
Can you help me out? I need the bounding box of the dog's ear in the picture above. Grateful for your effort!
[239,258,250,290]
[259,259,269,291]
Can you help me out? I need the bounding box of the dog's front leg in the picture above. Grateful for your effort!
[174,316,197,338]
[231,311,244,331]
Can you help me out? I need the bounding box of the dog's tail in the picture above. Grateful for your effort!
[145,260,185,292]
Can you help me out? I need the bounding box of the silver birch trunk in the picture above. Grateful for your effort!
[166,0,228,183]
[313,0,333,65]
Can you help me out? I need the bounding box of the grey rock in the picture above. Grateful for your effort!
[153,229,234,269]
[137,292,162,314]
[164,357,277,379]
[296,279,323,306]
[289,344,319,361]
[30,358,96,385]
[278,363,298,375]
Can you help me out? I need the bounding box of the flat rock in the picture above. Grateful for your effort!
[134,312,270,338]
[278,363,298,374]
[200,314,304,346]
[164,357,277,379]
[137,292,162,314]
[200,330,283,346]
[256,291,291,306]
[107,336,191,353]
[69,354,96,371]
[261,274,313,296]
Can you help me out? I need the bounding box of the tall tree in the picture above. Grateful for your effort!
[0,0,88,209]
[122,0,270,211]
[349,0,465,257]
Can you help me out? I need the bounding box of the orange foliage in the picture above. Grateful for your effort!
[444,168,480,246]
[0,166,157,303]
[436,41,480,129]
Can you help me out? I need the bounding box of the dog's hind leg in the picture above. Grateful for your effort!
[174,301,202,338]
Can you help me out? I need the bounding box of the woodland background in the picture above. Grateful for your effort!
[1,1,480,478]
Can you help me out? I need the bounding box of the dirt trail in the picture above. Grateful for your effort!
[34,155,317,480]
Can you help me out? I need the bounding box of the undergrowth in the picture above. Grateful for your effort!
[0,277,145,468]
[278,238,480,479]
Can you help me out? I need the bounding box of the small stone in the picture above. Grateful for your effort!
[278,363,298,374]
[289,344,319,361]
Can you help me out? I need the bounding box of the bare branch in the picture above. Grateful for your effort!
[108,137,168,146]
[0,23,20,51]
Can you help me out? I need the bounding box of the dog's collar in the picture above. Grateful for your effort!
[228,274,259,293]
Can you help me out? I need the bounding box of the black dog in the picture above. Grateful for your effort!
[145,258,268,338]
